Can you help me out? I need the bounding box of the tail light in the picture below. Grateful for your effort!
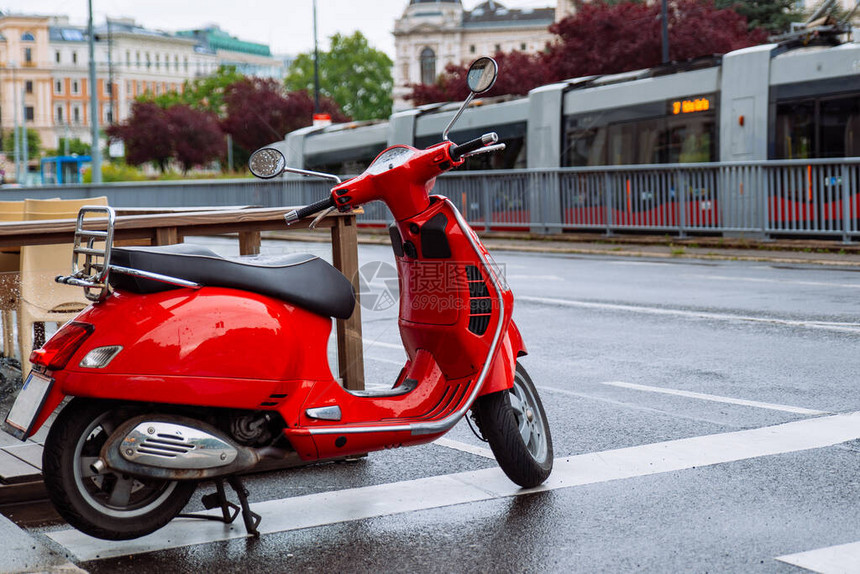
[30,322,94,371]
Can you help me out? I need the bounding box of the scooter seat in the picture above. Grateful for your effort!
[109,244,356,319]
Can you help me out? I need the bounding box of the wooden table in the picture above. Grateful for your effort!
[0,206,365,390]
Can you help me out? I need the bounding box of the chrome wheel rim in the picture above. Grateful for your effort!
[508,372,549,463]
[72,410,179,518]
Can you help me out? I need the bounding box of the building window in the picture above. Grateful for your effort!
[73,106,81,124]
[22,32,35,41]
[136,51,141,68]
[106,82,113,96]
[494,44,501,52]
[72,52,78,64]
[420,47,436,85]
[155,54,160,69]
[24,47,32,63]
[126,50,131,67]
[25,80,33,94]
[184,57,188,71]
[520,43,527,51]
[24,106,35,122]
[146,52,151,68]
[55,50,61,63]
[56,106,64,123]
[72,80,80,94]
[55,80,63,94]
[470,45,476,54]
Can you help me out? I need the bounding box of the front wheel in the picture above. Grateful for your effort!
[43,398,198,540]
[474,363,553,488]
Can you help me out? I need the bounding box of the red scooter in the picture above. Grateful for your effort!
[3,57,552,541]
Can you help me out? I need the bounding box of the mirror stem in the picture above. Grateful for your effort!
[442,92,475,142]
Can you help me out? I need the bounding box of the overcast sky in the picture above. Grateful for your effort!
[2,0,555,57]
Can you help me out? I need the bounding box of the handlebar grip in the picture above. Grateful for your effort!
[450,132,499,161]
[285,196,336,224]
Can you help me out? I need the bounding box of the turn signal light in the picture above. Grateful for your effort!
[30,322,94,371]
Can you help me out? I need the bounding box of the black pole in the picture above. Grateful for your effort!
[313,0,321,113]
[661,0,669,64]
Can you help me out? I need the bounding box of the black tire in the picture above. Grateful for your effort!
[474,363,553,488]
[42,398,198,540]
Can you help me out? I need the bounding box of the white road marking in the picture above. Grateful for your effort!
[601,381,829,416]
[505,275,564,281]
[518,295,860,334]
[433,437,495,459]
[49,411,860,561]
[687,274,860,290]
[776,540,860,573]
[365,356,406,367]
[362,339,403,351]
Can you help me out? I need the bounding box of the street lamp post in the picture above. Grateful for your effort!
[313,0,321,114]
[88,0,103,183]
[11,63,21,184]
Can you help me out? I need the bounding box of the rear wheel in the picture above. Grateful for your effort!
[474,363,553,488]
[43,398,198,540]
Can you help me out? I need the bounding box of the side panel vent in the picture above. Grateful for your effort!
[465,265,491,335]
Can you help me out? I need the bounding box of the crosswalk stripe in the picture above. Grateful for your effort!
[48,411,860,562]
[776,540,860,573]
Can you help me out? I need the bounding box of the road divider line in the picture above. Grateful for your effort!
[518,295,860,334]
[776,540,860,573]
[49,411,860,561]
[601,381,829,416]
[433,437,495,459]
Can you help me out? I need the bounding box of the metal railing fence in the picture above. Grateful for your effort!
[7,158,860,241]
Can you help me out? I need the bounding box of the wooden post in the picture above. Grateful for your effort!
[152,227,179,246]
[331,214,365,391]
[238,231,261,256]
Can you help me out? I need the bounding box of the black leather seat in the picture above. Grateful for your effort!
[109,244,355,319]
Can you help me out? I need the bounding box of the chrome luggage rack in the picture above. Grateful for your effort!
[55,205,201,302]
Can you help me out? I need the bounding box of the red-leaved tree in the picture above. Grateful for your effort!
[545,0,767,80]
[166,105,225,174]
[106,101,173,172]
[221,78,348,154]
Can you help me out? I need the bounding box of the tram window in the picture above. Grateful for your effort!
[565,109,716,166]
[566,127,607,166]
[820,96,860,158]
[775,101,814,159]
[662,117,714,163]
[608,123,636,165]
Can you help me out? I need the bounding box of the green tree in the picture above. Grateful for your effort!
[2,128,41,161]
[715,0,803,33]
[148,65,246,117]
[285,31,392,121]
[46,137,91,157]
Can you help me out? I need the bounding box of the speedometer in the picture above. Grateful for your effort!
[366,146,416,175]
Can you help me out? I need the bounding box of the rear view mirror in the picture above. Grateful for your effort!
[248,148,286,179]
[467,57,498,94]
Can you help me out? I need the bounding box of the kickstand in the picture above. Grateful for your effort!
[227,475,261,537]
[178,477,261,536]
[178,479,240,525]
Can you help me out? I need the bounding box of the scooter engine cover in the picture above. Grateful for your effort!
[111,416,238,470]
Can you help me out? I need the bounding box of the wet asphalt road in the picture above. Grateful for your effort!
[25,239,860,573]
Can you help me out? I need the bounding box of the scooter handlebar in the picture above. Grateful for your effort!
[450,132,499,161]
[284,196,336,224]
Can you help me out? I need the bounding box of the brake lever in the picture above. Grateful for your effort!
[309,206,337,230]
[462,143,506,158]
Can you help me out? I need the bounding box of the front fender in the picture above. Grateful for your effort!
[478,320,526,397]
